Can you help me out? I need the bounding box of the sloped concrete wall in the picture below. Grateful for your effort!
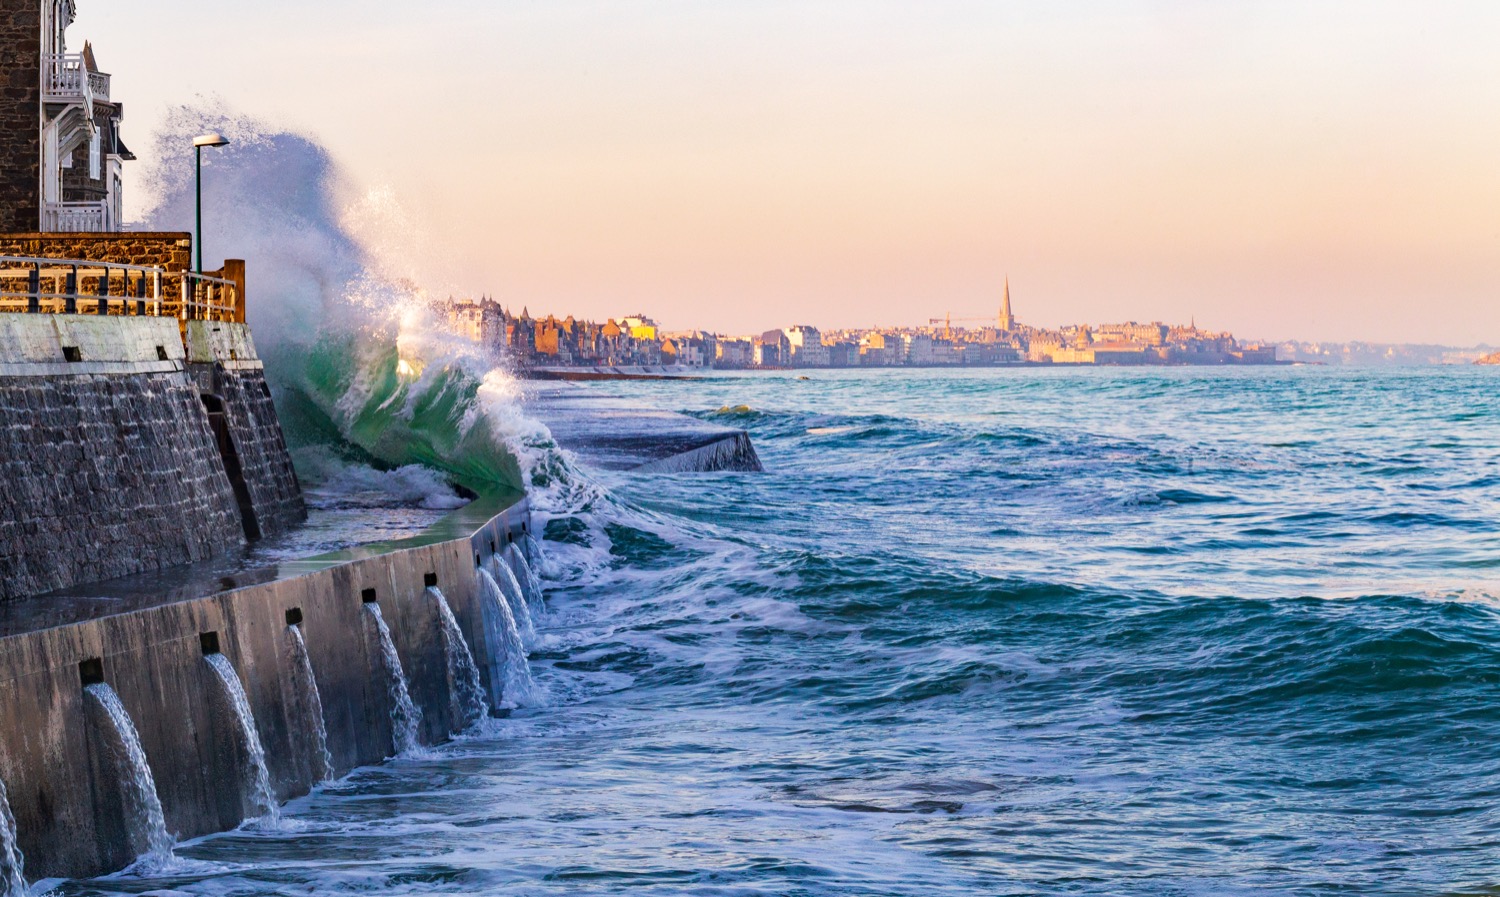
[0,497,532,880]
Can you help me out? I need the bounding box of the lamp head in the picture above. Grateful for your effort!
[192,133,230,148]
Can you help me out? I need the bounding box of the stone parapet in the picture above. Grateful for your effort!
[0,232,192,270]
[0,314,184,365]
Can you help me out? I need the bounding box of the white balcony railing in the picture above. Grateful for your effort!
[42,53,109,106]
[42,200,110,233]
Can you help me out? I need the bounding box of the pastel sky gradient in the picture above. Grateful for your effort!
[79,1,1500,342]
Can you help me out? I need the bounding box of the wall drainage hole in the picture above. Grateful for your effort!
[155,345,168,361]
[361,588,378,604]
[62,346,82,362]
[285,607,303,626]
[200,631,221,656]
[423,573,438,588]
[79,657,104,686]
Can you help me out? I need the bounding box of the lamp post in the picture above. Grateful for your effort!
[192,133,230,273]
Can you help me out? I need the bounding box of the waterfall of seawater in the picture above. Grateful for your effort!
[428,587,488,729]
[486,555,535,645]
[507,544,545,613]
[364,604,422,755]
[204,654,279,824]
[476,567,537,708]
[286,625,333,783]
[82,683,174,863]
[522,532,547,573]
[0,778,25,897]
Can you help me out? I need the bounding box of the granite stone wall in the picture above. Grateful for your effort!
[0,232,192,269]
[0,369,246,600]
[203,365,306,538]
[0,2,41,233]
[184,321,306,539]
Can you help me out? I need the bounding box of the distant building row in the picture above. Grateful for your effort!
[441,285,1276,369]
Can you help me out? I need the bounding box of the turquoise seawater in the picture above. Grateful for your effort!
[68,366,1500,895]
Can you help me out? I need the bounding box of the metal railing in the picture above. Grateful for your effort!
[41,200,110,233]
[180,271,240,322]
[0,255,164,316]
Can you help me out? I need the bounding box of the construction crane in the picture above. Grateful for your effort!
[928,313,999,340]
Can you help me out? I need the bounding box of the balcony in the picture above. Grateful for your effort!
[42,54,110,107]
[42,200,110,233]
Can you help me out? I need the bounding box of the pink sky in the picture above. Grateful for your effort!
[80,1,1500,343]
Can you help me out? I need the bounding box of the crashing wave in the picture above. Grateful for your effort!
[133,105,591,511]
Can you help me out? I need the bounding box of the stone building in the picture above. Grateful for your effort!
[0,0,132,233]
[716,338,751,368]
[753,330,790,367]
[783,325,828,367]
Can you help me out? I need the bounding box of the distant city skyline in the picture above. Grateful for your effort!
[81,1,1500,344]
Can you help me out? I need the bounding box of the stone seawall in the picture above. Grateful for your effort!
[185,321,305,538]
[0,316,244,600]
[0,315,305,599]
[0,494,531,880]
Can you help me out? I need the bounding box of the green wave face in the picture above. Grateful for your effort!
[271,329,524,496]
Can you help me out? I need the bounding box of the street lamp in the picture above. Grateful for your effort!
[192,133,230,273]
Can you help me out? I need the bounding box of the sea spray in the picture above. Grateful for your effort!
[475,568,537,708]
[487,555,536,645]
[136,108,550,493]
[364,603,422,755]
[0,777,24,897]
[286,624,334,783]
[204,654,279,824]
[82,684,174,863]
[428,587,488,729]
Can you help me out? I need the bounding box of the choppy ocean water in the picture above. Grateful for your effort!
[62,366,1500,896]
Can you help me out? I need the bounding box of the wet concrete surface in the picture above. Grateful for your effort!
[525,381,760,472]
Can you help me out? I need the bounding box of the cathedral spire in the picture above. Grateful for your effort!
[998,276,1014,331]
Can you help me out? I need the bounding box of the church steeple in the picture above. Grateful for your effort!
[998,276,1014,332]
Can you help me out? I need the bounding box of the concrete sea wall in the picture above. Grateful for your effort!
[0,315,304,600]
[0,494,532,880]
